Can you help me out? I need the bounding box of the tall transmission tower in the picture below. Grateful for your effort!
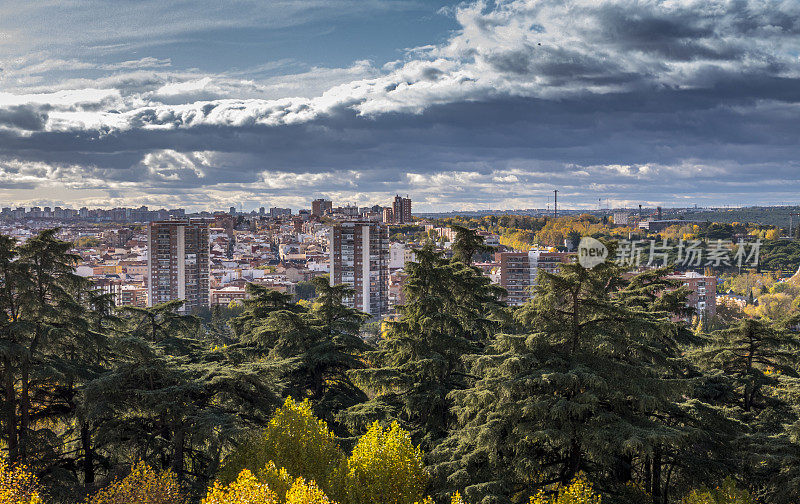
[554,189,558,218]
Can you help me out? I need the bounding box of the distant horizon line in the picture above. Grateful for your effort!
[3,203,800,215]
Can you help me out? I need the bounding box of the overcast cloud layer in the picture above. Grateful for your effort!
[1,0,800,211]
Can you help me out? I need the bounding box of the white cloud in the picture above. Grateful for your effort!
[4,0,800,134]
[0,88,122,109]
[140,150,209,181]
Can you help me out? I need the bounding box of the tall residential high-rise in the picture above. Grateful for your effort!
[329,221,389,316]
[392,195,411,224]
[381,207,393,223]
[148,219,210,312]
[496,250,572,305]
[311,198,332,217]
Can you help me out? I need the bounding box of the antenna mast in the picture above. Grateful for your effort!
[554,190,558,218]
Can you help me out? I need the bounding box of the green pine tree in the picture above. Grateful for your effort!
[347,244,506,447]
[85,299,278,491]
[450,225,493,265]
[0,229,108,498]
[616,267,740,502]
[230,279,370,428]
[690,318,800,501]
[432,259,688,502]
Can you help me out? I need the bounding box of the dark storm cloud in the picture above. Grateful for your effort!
[0,105,48,131]
[4,78,799,189]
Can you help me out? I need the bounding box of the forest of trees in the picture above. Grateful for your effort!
[2,228,800,504]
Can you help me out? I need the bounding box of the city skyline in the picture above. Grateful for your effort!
[4,199,800,216]
[2,1,800,211]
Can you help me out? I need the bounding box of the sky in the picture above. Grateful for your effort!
[1,0,800,212]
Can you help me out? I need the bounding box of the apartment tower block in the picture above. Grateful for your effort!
[329,221,389,316]
[148,219,210,312]
[392,195,412,224]
[496,250,572,305]
[312,198,332,217]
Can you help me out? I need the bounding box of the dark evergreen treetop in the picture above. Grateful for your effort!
[433,260,690,503]
[0,229,108,498]
[85,299,278,494]
[689,317,800,501]
[347,244,506,447]
[230,277,370,430]
[450,225,494,265]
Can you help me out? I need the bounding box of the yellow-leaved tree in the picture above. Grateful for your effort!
[218,398,346,499]
[680,478,755,504]
[203,469,278,504]
[345,421,426,504]
[285,478,332,504]
[257,462,294,501]
[215,400,428,504]
[204,472,331,504]
[529,474,602,504]
[0,461,42,504]
[87,461,186,504]
[450,491,468,504]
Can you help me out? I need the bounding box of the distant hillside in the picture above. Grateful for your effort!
[677,206,800,228]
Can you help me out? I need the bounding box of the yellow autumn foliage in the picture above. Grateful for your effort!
[218,400,427,504]
[219,397,345,497]
[203,469,278,504]
[256,462,293,501]
[450,491,468,504]
[680,478,755,504]
[744,292,799,322]
[529,474,602,504]
[345,421,426,504]
[205,470,334,504]
[0,460,42,504]
[87,461,185,504]
[499,230,536,251]
[285,477,332,504]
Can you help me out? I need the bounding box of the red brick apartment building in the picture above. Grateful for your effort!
[392,195,412,224]
[120,284,147,307]
[666,271,717,318]
[496,250,573,305]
